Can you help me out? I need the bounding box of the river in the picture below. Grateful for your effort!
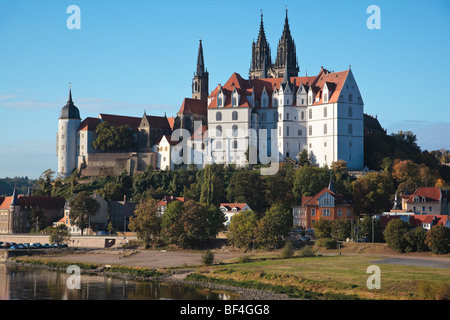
[0,263,239,300]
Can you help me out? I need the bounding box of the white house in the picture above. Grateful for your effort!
[220,203,252,227]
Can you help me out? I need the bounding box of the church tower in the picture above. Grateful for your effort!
[273,9,299,78]
[249,13,273,79]
[57,88,81,178]
[192,39,209,106]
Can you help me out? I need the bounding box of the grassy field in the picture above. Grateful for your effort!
[190,254,450,300]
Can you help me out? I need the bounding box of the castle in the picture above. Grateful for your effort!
[57,10,368,178]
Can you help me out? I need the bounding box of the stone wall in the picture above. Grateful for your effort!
[0,235,136,249]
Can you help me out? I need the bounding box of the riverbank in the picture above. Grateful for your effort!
[4,256,293,300]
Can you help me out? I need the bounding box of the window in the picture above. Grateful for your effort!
[216,125,222,137]
[348,123,353,134]
[262,98,267,107]
[347,209,351,217]
[337,209,342,217]
[286,98,290,105]
[429,207,432,212]
[324,93,328,103]
[273,98,278,107]
[232,111,238,121]
[216,112,222,121]
[192,143,196,150]
[309,109,312,119]
[348,106,353,118]
[309,125,312,136]
[301,111,304,120]
[273,112,278,121]
[233,139,238,149]
[217,97,222,107]
[261,112,265,122]
[279,126,281,137]
[232,125,238,137]
[323,209,330,217]
[232,97,237,107]
[286,126,290,136]
[349,94,353,102]
[286,113,289,120]
[297,129,302,136]
[323,107,327,118]
[324,123,327,134]
[216,141,222,149]
[311,209,316,216]
[308,96,312,105]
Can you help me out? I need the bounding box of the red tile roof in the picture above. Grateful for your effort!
[144,114,171,129]
[79,117,101,131]
[177,98,207,116]
[99,114,143,131]
[405,187,442,203]
[208,68,350,109]
[0,196,13,210]
[157,195,186,207]
[220,203,250,211]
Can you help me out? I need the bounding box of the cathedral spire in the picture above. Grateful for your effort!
[196,39,205,76]
[10,185,18,206]
[250,11,272,79]
[274,8,299,77]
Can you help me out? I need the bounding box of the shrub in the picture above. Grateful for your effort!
[316,238,338,250]
[384,219,411,253]
[238,255,252,263]
[201,250,214,266]
[280,242,294,259]
[297,245,315,257]
[417,282,450,300]
[426,226,450,254]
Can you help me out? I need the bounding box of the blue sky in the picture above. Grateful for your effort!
[1,0,450,179]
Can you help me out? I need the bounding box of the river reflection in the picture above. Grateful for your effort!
[0,264,239,300]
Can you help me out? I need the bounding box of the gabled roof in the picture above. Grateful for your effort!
[406,187,442,203]
[301,187,351,207]
[157,195,186,207]
[143,114,171,129]
[0,196,13,210]
[157,134,180,146]
[177,98,207,116]
[79,117,101,131]
[99,114,142,131]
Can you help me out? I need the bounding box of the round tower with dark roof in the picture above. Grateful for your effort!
[57,88,81,178]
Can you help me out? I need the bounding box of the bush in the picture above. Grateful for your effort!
[238,255,252,263]
[297,245,315,257]
[384,219,411,253]
[417,282,450,300]
[280,242,294,259]
[426,226,450,254]
[201,250,215,266]
[316,238,338,250]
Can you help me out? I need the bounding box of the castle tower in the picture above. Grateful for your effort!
[57,88,81,178]
[192,39,209,106]
[8,186,20,234]
[273,8,299,78]
[249,12,272,79]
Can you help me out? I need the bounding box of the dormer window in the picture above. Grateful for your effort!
[232,97,237,107]
[323,93,328,103]
[422,197,426,202]
[217,97,223,108]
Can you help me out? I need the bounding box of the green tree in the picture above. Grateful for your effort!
[331,219,352,241]
[227,169,267,213]
[161,201,184,245]
[404,227,428,252]
[93,121,135,152]
[312,219,333,239]
[356,216,384,242]
[178,200,211,248]
[49,224,71,247]
[384,219,411,253]
[69,191,101,235]
[264,163,295,208]
[128,198,161,249]
[293,166,330,204]
[426,226,450,254]
[227,210,259,249]
[255,203,292,248]
[28,207,46,233]
[200,165,224,206]
[297,150,311,167]
[351,171,394,214]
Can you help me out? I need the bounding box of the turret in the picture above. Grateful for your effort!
[57,88,81,178]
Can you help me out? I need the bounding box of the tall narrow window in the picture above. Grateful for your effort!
[286,113,290,120]
[348,123,353,134]
[232,125,238,137]
[217,97,222,107]
[286,126,290,136]
[309,125,312,136]
[348,94,353,102]
[324,123,327,134]
[216,125,222,137]
[348,106,353,118]
[301,111,304,120]
[216,111,222,121]
[232,111,238,121]
[323,107,327,118]
[273,111,278,121]
[309,109,312,119]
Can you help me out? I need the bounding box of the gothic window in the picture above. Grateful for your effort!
[279,126,281,137]
[232,111,238,121]
[262,97,267,108]
[348,106,353,118]
[286,98,290,105]
[309,109,312,119]
[216,111,222,121]
[216,125,222,137]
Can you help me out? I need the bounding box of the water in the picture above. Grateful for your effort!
[0,264,240,300]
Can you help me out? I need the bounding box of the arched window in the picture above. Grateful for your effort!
[233,139,238,149]
[323,93,328,103]
[279,126,281,137]
[232,97,237,107]
[232,125,238,137]
[309,125,312,136]
[216,111,222,121]
[232,111,238,121]
[216,125,222,137]
[323,107,327,118]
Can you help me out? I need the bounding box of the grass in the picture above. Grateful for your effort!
[188,255,450,300]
